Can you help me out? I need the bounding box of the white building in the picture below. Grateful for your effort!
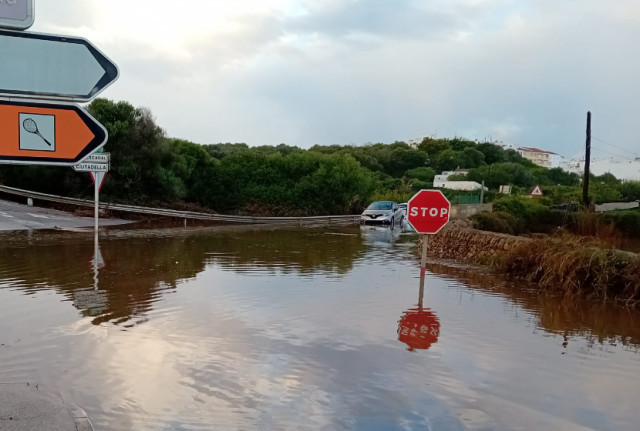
[562,157,640,181]
[517,147,561,168]
[434,181,487,191]
[433,170,487,191]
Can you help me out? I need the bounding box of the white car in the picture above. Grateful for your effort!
[360,201,404,227]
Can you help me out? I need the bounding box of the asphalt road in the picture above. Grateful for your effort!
[0,198,132,231]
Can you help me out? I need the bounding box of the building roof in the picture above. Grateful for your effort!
[517,147,557,155]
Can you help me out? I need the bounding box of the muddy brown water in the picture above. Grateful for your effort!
[1,224,639,430]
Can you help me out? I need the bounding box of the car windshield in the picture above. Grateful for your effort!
[367,201,392,210]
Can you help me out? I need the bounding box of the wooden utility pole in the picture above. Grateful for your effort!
[582,111,591,208]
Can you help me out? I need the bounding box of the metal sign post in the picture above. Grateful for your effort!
[420,234,428,277]
[93,174,98,232]
[74,155,109,231]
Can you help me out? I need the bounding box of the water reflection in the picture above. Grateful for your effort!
[427,262,640,349]
[73,232,108,316]
[0,226,369,327]
[1,225,640,430]
[398,268,441,351]
[0,225,638,347]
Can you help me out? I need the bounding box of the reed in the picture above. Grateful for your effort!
[497,235,640,306]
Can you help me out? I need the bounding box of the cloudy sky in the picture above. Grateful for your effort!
[24,0,640,159]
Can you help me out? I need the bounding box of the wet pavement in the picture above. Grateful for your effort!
[0,383,93,430]
[0,198,132,231]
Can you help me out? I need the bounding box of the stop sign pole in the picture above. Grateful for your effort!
[407,189,451,275]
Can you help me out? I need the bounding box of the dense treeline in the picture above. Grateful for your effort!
[0,99,638,216]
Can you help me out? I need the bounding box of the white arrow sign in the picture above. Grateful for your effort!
[0,29,119,101]
[74,162,109,172]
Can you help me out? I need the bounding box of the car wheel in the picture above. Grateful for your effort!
[390,217,395,228]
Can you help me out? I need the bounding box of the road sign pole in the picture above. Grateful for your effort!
[420,235,428,273]
[93,227,99,289]
[94,173,99,231]
[418,257,425,309]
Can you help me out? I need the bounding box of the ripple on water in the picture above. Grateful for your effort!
[1,225,640,430]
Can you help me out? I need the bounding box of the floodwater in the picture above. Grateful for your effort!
[1,224,639,431]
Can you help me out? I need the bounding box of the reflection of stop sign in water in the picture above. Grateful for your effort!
[398,308,440,351]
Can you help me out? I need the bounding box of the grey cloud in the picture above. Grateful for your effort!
[50,0,639,156]
[280,0,463,42]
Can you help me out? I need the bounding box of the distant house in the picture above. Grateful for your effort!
[433,170,487,191]
[517,147,561,168]
[434,181,487,191]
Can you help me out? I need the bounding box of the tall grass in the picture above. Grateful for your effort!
[497,235,640,306]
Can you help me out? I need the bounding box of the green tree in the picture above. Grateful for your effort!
[88,99,180,203]
[621,181,640,201]
[417,137,451,155]
[204,143,249,159]
[466,162,536,189]
[476,143,507,164]
[432,149,465,172]
[545,167,581,186]
[405,167,436,182]
[448,137,477,151]
[461,147,486,168]
[167,139,221,207]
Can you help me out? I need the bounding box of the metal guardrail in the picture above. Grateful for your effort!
[0,185,360,225]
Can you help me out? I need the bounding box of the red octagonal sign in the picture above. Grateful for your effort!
[407,189,451,234]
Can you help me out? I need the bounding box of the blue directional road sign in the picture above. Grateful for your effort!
[0,29,119,101]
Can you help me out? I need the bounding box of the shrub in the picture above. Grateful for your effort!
[492,195,558,233]
[470,211,519,235]
[602,211,640,237]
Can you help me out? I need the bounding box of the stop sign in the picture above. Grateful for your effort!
[407,189,451,234]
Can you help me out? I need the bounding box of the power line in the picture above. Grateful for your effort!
[591,145,637,161]
[592,136,638,157]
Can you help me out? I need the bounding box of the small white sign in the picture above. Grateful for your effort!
[85,153,110,163]
[19,113,55,151]
[74,162,109,172]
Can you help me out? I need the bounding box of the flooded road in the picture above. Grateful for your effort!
[0,224,639,430]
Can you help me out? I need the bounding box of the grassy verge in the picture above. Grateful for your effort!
[495,235,640,306]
